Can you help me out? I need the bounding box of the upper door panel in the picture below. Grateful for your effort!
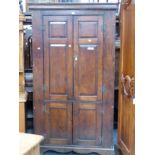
[43,16,73,101]
[74,16,103,101]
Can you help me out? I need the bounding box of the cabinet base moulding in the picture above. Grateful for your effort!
[41,145,114,155]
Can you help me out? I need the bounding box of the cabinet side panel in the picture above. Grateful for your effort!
[32,11,45,135]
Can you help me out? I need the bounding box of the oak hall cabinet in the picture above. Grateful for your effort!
[30,4,117,155]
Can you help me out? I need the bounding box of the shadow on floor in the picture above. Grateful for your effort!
[43,151,100,155]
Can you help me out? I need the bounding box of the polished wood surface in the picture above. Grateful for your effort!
[31,4,116,154]
[118,0,135,155]
[19,133,44,155]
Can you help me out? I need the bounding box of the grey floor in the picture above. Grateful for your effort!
[113,129,117,155]
[43,129,117,155]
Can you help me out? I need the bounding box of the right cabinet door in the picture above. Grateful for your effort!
[73,16,103,146]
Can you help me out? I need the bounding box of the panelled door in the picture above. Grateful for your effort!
[43,15,104,146]
[73,16,103,146]
[43,16,73,145]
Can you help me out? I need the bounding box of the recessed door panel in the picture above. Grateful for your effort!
[45,102,72,145]
[79,109,96,140]
[73,102,102,146]
[49,45,67,95]
[49,21,67,38]
[78,45,97,96]
[79,21,98,38]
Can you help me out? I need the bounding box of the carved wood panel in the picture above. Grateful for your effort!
[118,0,135,154]
[121,74,135,99]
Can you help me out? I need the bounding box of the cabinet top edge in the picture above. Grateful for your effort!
[29,3,118,11]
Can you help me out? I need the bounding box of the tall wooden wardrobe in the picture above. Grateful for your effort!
[30,3,117,155]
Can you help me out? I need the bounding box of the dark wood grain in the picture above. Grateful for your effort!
[43,16,73,101]
[73,16,103,146]
[31,4,116,154]
[43,16,73,144]
[44,102,72,145]
[32,11,45,135]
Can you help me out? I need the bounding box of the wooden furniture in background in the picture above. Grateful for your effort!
[118,0,135,154]
[114,15,120,129]
[30,3,117,155]
[19,133,44,155]
[23,14,34,133]
[19,14,27,132]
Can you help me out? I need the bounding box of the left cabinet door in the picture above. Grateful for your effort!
[43,16,73,145]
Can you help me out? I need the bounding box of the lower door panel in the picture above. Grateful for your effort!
[73,102,102,146]
[44,102,72,145]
